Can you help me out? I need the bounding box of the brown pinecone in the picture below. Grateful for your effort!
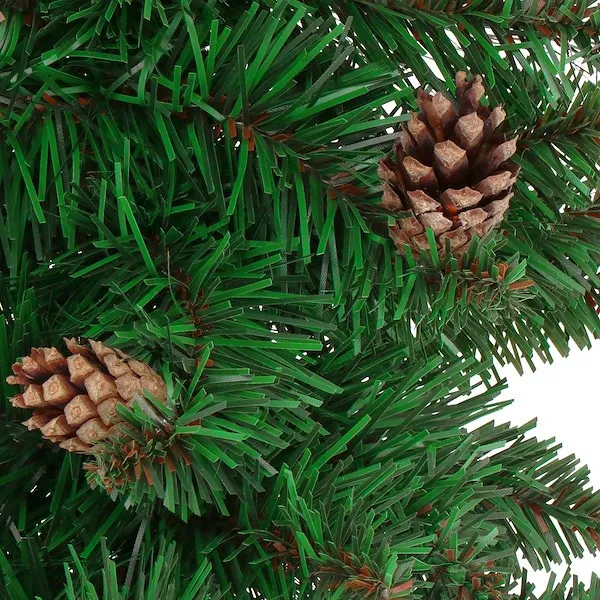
[7,338,166,454]
[380,72,519,257]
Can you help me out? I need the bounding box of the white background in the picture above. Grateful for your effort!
[490,344,600,589]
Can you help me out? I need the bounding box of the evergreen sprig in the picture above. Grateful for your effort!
[1,0,599,598]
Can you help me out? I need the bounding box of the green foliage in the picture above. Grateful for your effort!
[62,539,224,600]
[2,535,224,599]
[0,0,599,598]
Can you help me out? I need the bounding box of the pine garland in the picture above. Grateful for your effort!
[0,0,599,598]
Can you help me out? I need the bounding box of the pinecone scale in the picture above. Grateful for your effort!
[381,72,519,257]
[7,339,166,453]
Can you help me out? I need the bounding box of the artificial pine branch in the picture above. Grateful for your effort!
[1,0,600,598]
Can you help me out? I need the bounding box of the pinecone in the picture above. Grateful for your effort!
[7,339,166,454]
[380,72,519,257]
